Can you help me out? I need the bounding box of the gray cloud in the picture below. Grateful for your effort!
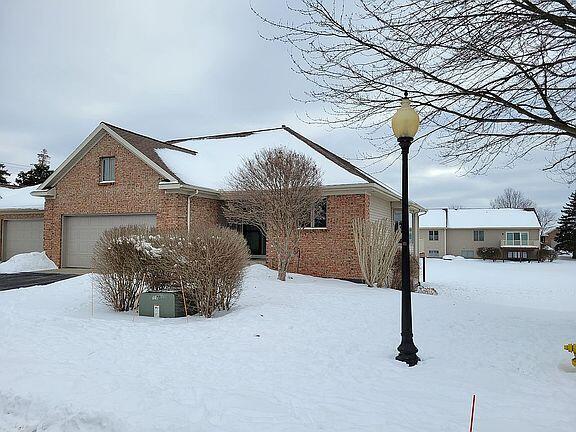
[0,0,572,216]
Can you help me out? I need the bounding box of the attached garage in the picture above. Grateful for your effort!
[62,214,156,268]
[2,219,44,261]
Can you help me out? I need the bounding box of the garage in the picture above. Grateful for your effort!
[62,214,156,268]
[2,219,44,261]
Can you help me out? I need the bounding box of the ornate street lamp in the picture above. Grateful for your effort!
[392,91,420,367]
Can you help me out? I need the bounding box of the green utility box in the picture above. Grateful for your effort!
[139,291,186,318]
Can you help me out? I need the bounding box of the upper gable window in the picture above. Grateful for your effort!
[100,157,115,182]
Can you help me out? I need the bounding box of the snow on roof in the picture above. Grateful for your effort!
[420,208,541,229]
[156,128,370,190]
[419,209,446,228]
[0,185,45,210]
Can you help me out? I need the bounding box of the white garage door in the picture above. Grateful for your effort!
[62,214,156,268]
[2,219,44,261]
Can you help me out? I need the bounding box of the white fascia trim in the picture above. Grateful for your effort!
[322,183,425,212]
[30,187,56,198]
[34,124,107,192]
[0,207,45,213]
[102,124,178,182]
[158,181,220,199]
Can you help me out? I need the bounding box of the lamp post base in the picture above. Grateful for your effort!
[395,351,420,367]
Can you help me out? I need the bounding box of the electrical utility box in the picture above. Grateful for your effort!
[139,291,186,318]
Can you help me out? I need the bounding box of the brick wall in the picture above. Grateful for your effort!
[266,194,369,280]
[44,133,221,266]
[0,211,45,260]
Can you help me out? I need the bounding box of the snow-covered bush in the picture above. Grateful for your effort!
[477,247,501,261]
[93,226,160,312]
[160,226,250,318]
[389,251,420,291]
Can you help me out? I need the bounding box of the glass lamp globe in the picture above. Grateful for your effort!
[392,96,420,139]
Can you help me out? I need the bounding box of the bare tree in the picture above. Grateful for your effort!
[257,1,576,181]
[224,147,323,281]
[535,207,557,232]
[490,188,536,209]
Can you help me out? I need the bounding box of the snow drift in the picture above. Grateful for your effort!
[0,251,57,273]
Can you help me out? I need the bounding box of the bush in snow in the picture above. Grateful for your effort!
[352,218,401,287]
[477,247,501,261]
[538,247,558,262]
[389,251,420,291]
[160,225,250,318]
[93,226,161,312]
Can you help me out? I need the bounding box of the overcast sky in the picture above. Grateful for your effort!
[0,0,573,215]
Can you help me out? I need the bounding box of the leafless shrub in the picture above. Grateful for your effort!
[224,146,323,281]
[160,226,250,318]
[93,226,161,312]
[389,251,420,292]
[352,218,401,287]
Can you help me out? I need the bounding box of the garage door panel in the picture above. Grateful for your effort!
[2,219,44,260]
[63,214,156,268]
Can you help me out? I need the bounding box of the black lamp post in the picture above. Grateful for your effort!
[392,91,420,367]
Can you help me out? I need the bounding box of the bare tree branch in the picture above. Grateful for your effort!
[256,0,576,181]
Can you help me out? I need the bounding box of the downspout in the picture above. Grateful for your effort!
[187,190,199,234]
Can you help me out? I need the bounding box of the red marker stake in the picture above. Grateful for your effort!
[469,394,476,432]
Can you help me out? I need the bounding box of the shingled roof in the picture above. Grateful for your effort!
[103,123,196,183]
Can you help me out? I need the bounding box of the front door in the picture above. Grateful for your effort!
[242,225,266,257]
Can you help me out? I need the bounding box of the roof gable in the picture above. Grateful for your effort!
[33,123,198,193]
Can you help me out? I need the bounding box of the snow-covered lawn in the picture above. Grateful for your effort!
[0,260,575,431]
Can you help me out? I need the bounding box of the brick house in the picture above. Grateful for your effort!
[1,122,425,280]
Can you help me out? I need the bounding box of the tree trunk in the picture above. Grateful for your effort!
[277,258,288,281]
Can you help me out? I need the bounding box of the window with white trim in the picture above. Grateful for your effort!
[505,231,529,246]
[100,157,115,182]
[428,249,439,257]
[428,230,439,241]
[473,230,485,241]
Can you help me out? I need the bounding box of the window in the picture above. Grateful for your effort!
[505,232,529,246]
[428,249,439,257]
[461,249,475,258]
[473,230,484,241]
[508,251,528,259]
[100,157,115,182]
[393,209,402,231]
[305,198,327,228]
[428,230,439,241]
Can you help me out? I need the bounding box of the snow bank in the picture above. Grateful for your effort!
[0,393,120,432]
[0,185,44,210]
[442,254,455,260]
[0,251,57,273]
[0,262,575,431]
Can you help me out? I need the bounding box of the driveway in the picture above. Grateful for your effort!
[0,272,80,291]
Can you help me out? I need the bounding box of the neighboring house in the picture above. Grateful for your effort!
[0,122,426,281]
[542,227,558,249]
[419,208,541,260]
[0,186,45,261]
